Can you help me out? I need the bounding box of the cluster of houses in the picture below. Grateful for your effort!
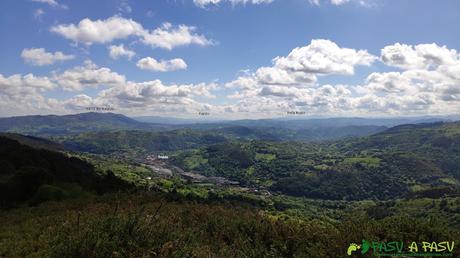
[181,172,240,186]
[141,153,273,196]
[145,154,169,163]
[143,154,173,177]
[142,153,241,186]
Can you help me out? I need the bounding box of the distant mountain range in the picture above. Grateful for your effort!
[0,112,173,136]
[134,114,460,127]
[225,116,459,128]
[0,112,458,141]
[134,115,224,125]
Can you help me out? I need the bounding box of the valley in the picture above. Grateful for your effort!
[1,113,459,257]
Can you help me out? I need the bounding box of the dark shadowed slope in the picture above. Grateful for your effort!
[0,133,64,152]
[0,136,132,207]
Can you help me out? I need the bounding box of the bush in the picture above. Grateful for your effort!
[30,184,67,205]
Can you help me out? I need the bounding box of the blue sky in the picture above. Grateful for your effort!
[0,0,459,118]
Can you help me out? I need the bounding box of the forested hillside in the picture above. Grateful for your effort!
[0,137,131,207]
[57,129,228,155]
[342,122,460,179]
[172,122,460,200]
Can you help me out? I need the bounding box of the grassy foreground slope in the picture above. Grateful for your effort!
[1,193,459,258]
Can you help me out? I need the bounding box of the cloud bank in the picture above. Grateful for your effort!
[2,40,460,118]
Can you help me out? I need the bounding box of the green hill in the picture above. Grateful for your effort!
[0,136,131,208]
[211,124,386,141]
[342,122,460,179]
[0,112,171,136]
[57,129,228,155]
[172,122,460,200]
[0,133,64,152]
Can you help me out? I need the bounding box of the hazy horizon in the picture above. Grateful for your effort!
[1,111,459,123]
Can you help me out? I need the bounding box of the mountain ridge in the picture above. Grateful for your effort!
[1,112,458,142]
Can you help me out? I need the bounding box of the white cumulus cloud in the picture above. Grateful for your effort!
[224,40,460,117]
[53,60,126,91]
[228,39,376,90]
[140,22,213,50]
[136,57,188,72]
[50,16,213,50]
[274,39,376,75]
[381,43,459,70]
[108,44,135,60]
[50,16,143,45]
[21,48,74,66]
